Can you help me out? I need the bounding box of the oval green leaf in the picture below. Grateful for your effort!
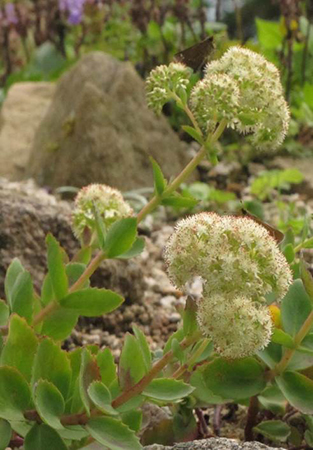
[87,381,117,415]
[86,416,142,450]
[276,371,313,414]
[60,288,123,316]
[0,419,12,449]
[46,234,68,301]
[203,357,266,400]
[0,366,31,420]
[34,380,65,430]
[143,378,194,401]
[1,314,38,382]
[24,424,67,450]
[281,280,312,337]
[104,218,137,258]
[253,420,291,442]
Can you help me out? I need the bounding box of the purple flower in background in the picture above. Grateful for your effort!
[4,3,18,25]
[59,0,86,25]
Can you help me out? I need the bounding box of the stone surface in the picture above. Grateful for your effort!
[26,52,193,191]
[143,438,284,450]
[0,82,55,180]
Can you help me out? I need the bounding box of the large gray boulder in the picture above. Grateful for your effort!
[0,82,55,180]
[26,52,192,191]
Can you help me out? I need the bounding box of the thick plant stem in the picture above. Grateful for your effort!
[137,120,227,224]
[112,332,201,409]
[244,395,259,441]
[271,309,313,378]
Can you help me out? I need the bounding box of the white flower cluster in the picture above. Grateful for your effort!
[191,46,290,151]
[197,291,273,359]
[72,184,133,242]
[146,62,192,114]
[190,74,240,134]
[165,212,292,358]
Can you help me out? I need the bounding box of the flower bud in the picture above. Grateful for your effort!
[72,184,133,244]
[146,63,192,114]
[197,291,273,359]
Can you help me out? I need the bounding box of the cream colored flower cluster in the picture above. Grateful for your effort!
[190,74,240,134]
[72,184,133,242]
[145,62,192,114]
[165,212,292,358]
[191,46,290,151]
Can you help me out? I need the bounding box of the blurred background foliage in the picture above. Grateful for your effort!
[1,0,312,157]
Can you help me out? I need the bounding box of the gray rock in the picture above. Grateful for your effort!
[26,52,193,191]
[144,438,284,450]
[0,82,55,180]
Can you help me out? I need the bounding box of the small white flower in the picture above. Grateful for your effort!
[72,184,133,242]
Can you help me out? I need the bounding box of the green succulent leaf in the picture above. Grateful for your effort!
[34,380,65,430]
[258,385,287,415]
[271,328,295,349]
[1,314,38,382]
[183,296,198,337]
[32,338,71,401]
[150,157,167,196]
[300,260,313,304]
[132,324,152,372]
[161,193,198,208]
[0,366,31,420]
[41,274,54,306]
[4,258,25,306]
[253,420,291,442]
[143,378,194,401]
[10,270,33,323]
[41,308,78,341]
[181,125,204,144]
[24,424,67,450]
[92,202,107,250]
[202,357,266,400]
[104,218,137,258]
[66,263,89,289]
[46,234,69,301]
[79,348,100,415]
[189,370,225,405]
[86,416,142,450]
[60,288,123,316]
[118,237,145,259]
[281,280,312,337]
[276,371,313,414]
[87,380,117,415]
[97,348,117,387]
[0,300,9,327]
[0,419,11,449]
[119,333,146,390]
[120,410,142,433]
